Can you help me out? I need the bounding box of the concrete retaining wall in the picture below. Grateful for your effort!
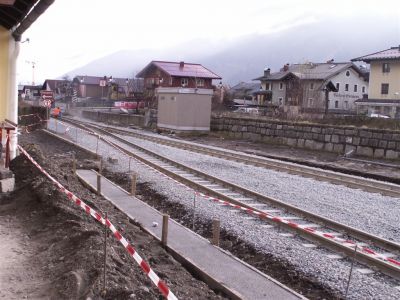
[82,110,145,127]
[211,116,400,160]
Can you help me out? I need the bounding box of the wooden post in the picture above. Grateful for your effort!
[212,219,220,246]
[130,173,137,196]
[72,153,76,175]
[5,130,10,169]
[161,214,169,247]
[97,157,102,195]
[55,118,58,133]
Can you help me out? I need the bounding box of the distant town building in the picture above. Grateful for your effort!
[228,82,260,105]
[21,85,42,101]
[352,46,400,118]
[42,79,70,100]
[254,62,368,117]
[71,75,142,100]
[136,61,221,131]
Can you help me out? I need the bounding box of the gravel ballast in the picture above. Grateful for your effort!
[49,119,400,299]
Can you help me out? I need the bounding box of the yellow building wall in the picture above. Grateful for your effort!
[0,26,10,122]
[369,61,400,99]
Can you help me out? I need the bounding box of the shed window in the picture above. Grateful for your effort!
[196,78,204,87]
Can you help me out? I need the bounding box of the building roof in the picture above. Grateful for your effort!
[136,61,221,79]
[229,82,260,94]
[0,0,54,40]
[73,76,130,86]
[351,46,400,63]
[254,62,366,82]
[42,79,69,91]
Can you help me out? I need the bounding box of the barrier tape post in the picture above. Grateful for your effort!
[72,153,76,175]
[96,134,99,155]
[162,214,169,248]
[75,127,78,143]
[17,145,178,300]
[128,156,131,173]
[192,193,196,231]
[345,244,358,299]
[97,158,102,195]
[212,219,220,246]
[55,118,58,133]
[130,173,136,196]
[102,212,108,296]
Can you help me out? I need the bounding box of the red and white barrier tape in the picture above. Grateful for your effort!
[17,145,178,300]
[48,120,400,268]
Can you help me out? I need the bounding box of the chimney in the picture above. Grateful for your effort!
[264,68,270,77]
[283,63,289,71]
[179,61,184,69]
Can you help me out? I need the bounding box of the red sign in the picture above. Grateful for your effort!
[40,90,54,101]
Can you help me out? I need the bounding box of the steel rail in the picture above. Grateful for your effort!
[58,118,400,280]
[79,121,400,198]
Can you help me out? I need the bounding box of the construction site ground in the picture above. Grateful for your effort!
[0,130,226,300]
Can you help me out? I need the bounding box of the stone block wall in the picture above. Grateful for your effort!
[211,116,400,160]
[82,110,144,127]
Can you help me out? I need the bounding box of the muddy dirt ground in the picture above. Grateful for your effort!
[1,130,226,300]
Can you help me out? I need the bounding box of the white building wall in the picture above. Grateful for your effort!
[329,67,368,111]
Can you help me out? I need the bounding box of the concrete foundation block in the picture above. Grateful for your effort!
[0,177,14,193]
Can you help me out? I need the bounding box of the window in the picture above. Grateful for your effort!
[279,82,283,90]
[169,77,173,85]
[382,63,390,73]
[335,101,339,108]
[181,78,188,86]
[345,84,349,91]
[336,83,340,91]
[265,83,270,90]
[345,70,350,77]
[310,83,314,90]
[362,86,366,93]
[196,78,204,87]
[344,101,348,109]
[278,97,283,105]
[354,85,358,92]
[381,83,389,95]
[308,98,313,106]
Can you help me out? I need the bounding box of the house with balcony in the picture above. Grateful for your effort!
[253,62,368,118]
[136,61,221,131]
[352,46,400,118]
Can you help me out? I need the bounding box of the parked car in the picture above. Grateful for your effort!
[234,107,259,113]
[370,113,390,119]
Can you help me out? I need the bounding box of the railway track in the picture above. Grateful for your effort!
[62,117,400,198]
[54,118,400,281]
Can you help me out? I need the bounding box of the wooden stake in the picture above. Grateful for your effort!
[162,214,169,247]
[130,173,137,196]
[72,153,76,175]
[212,219,220,246]
[103,212,108,295]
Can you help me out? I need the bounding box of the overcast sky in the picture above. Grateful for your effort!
[18,0,400,84]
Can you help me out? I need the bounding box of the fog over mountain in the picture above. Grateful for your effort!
[64,15,399,85]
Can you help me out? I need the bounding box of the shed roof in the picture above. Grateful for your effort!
[351,46,400,63]
[136,61,221,79]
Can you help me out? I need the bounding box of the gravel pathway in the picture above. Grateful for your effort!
[49,119,400,299]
